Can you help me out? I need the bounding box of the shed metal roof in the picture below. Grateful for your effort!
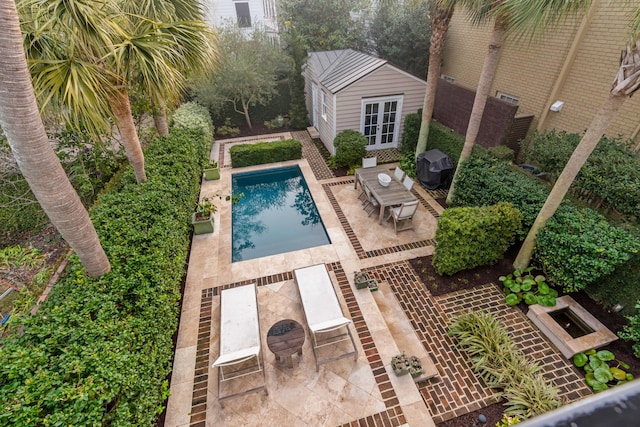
[308,49,387,94]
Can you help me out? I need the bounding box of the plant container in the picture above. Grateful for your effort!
[192,212,214,234]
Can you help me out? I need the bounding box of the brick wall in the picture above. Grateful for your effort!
[433,79,518,148]
[441,2,640,142]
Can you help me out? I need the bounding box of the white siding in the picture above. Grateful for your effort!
[337,65,426,149]
[317,86,336,154]
[204,0,278,35]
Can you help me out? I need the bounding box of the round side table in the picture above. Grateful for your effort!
[266,319,305,368]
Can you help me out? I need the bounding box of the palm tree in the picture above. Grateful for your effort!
[20,0,215,183]
[0,0,110,277]
[415,0,455,158]
[446,0,591,204]
[514,7,640,270]
[119,0,216,136]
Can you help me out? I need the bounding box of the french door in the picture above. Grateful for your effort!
[361,96,403,149]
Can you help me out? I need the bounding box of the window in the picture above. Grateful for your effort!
[321,92,327,120]
[441,74,455,83]
[235,2,252,28]
[497,91,519,106]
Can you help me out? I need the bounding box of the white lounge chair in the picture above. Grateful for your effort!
[212,283,267,403]
[294,264,358,371]
[387,200,420,234]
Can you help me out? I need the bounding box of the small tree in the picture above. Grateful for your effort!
[284,22,310,129]
[370,1,431,76]
[193,25,287,129]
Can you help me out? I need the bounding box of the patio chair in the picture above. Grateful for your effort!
[357,173,368,203]
[387,200,420,234]
[294,264,358,372]
[362,156,377,168]
[212,283,267,404]
[362,183,380,217]
[394,166,405,181]
[402,175,414,192]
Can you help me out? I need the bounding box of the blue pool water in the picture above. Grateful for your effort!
[232,165,331,262]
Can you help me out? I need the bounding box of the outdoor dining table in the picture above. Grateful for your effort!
[354,166,418,225]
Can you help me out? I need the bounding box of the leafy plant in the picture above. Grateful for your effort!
[496,415,521,426]
[332,130,367,168]
[499,267,557,306]
[264,114,289,130]
[194,192,243,220]
[171,101,214,141]
[448,311,562,420]
[216,117,240,137]
[572,349,634,392]
[432,202,522,275]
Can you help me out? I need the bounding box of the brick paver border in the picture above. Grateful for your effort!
[361,260,592,424]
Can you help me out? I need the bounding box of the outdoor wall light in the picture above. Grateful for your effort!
[550,100,565,112]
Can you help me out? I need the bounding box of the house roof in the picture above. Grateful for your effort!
[307,49,387,94]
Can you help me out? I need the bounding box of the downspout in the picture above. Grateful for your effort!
[536,0,599,132]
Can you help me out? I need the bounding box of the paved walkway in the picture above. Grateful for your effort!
[164,131,591,426]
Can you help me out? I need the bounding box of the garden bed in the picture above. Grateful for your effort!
[410,247,640,425]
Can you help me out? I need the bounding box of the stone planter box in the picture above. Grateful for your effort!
[192,212,214,234]
[203,166,220,181]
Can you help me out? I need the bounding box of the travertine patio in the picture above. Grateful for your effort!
[164,131,591,427]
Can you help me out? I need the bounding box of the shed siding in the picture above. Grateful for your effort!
[317,85,336,153]
[337,65,426,148]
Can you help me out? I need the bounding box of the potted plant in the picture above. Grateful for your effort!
[191,197,217,234]
[203,160,220,181]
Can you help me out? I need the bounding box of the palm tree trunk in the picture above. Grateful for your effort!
[415,4,454,159]
[514,93,627,270]
[109,89,147,183]
[446,22,507,204]
[0,0,110,277]
[152,96,169,136]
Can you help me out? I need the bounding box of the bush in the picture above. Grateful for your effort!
[521,130,640,218]
[534,206,640,293]
[432,202,522,275]
[0,127,208,425]
[621,303,640,358]
[331,130,367,168]
[451,154,640,294]
[400,112,421,156]
[171,101,214,142]
[585,252,640,316]
[448,311,562,420]
[230,139,302,168]
[451,154,550,232]
[488,145,515,162]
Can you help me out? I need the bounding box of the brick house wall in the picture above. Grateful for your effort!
[440,0,640,143]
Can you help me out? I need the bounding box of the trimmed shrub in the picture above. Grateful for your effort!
[331,130,367,168]
[621,302,640,358]
[230,139,302,167]
[451,154,549,232]
[521,130,640,218]
[451,154,640,294]
[487,145,515,162]
[171,101,214,142]
[432,202,522,275]
[400,112,421,156]
[534,206,640,293]
[0,127,207,425]
[586,252,640,316]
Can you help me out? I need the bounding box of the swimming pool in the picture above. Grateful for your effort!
[232,165,331,262]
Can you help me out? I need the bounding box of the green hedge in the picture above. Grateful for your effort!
[451,154,549,232]
[0,128,208,426]
[230,139,302,167]
[432,202,522,275]
[332,130,367,168]
[451,154,640,294]
[521,130,640,218]
[172,101,214,142]
[535,206,640,293]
